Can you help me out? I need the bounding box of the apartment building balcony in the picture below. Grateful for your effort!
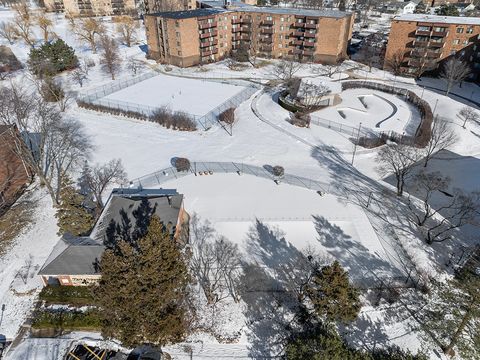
[201,48,218,57]
[426,50,441,59]
[432,30,448,37]
[291,39,303,46]
[232,18,241,24]
[259,36,273,44]
[289,49,302,55]
[304,23,317,29]
[240,25,251,32]
[410,48,427,58]
[242,18,252,24]
[293,30,305,37]
[303,49,314,56]
[429,40,444,48]
[415,29,431,36]
[199,21,217,30]
[303,40,315,47]
[408,59,422,67]
[200,39,218,48]
[261,20,274,26]
[413,39,429,47]
[261,28,274,35]
[260,45,273,52]
[304,32,316,38]
[199,30,218,39]
[232,27,241,33]
[293,21,305,28]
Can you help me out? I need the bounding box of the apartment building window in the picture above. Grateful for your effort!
[280,26,284,31]
[456,27,464,33]
[467,27,473,34]
[280,35,283,39]
[178,51,182,55]
[463,40,469,45]
[266,16,272,21]
[280,17,284,21]
[177,41,180,46]
[232,15,237,19]
[418,26,430,31]
[279,44,282,48]
[175,21,180,27]
[176,32,180,38]
[416,36,428,42]
[434,26,446,32]
[224,26,227,30]
[453,39,460,45]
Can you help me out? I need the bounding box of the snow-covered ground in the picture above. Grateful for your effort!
[103,75,247,116]
[0,6,479,360]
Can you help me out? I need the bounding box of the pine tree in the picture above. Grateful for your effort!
[306,261,361,324]
[94,216,191,348]
[413,2,426,14]
[434,4,459,16]
[28,38,79,77]
[55,176,94,236]
[418,274,480,358]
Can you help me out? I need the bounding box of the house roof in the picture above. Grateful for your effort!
[394,14,480,25]
[90,188,183,244]
[39,236,104,276]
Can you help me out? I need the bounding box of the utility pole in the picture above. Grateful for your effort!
[351,122,362,166]
[432,98,439,117]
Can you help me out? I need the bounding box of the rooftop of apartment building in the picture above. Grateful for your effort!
[149,5,351,19]
[394,14,480,25]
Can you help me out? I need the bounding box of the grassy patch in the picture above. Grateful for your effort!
[32,308,102,331]
[0,198,35,256]
[39,285,95,306]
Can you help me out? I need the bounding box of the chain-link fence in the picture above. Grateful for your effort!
[309,115,377,138]
[127,161,330,194]
[77,71,260,130]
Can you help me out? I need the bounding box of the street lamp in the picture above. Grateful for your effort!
[351,122,362,166]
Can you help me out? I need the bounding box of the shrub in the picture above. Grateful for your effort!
[149,107,197,131]
[77,100,148,120]
[28,39,79,77]
[272,166,284,177]
[289,112,310,128]
[175,158,191,172]
[39,285,95,306]
[32,309,101,330]
[219,108,235,125]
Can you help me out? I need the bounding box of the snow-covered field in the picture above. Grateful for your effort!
[103,75,247,116]
[0,5,480,360]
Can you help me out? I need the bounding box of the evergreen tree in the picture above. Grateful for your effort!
[338,0,346,11]
[418,274,480,358]
[28,38,79,77]
[306,261,361,324]
[55,176,94,236]
[94,216,191,348]
[434,4,459,16]
[413,2,426,14]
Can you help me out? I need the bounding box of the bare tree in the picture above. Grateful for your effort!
[421,190,480,244]
[0,22,18,44]
[12,7,35,47]
[295,81,331,109]
[270,59,302,82]
[79,159,127,211]
[99,35,122,80]
[116,15,138,47]
[376,142,423,196]
[0,84,91,204]
[458,106,479,128]
[74,18,105,53]
[440,58,471,96]
[422,117,457,167]
[407,171,451,227]
[36,11,53,42]
[189,214,242,305]
[127,57,141,76]
[70,67,88,87]
[312,64,340,78]
[385,50,404,76]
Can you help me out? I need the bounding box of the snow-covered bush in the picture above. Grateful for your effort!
[272,165,284,177]
[175,158,191,172]
[219,108,235,125]
[288,112,310,128]
[150,107,197,131]
[77,100,148,120]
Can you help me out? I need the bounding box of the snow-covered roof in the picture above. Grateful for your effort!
[148,8,227,19]
[393,14,480,25]
[241,7,351,18]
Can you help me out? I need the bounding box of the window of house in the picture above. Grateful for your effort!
[453,39,460,45]
[456,27,464,33]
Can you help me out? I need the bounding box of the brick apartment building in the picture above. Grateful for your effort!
[384,14,480,82]
[145,7,354,67]
[44,0,136,16]
[144,0,196,13]
[0,125,30,211]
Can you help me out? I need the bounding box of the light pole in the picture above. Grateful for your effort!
[421,86,425,99]
[352,122,362,166]
[433,98,439,117]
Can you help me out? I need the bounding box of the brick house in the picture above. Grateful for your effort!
[39,188,188,286]
[145,7,354,67]
[384,14,480,82]
[0,125,31,211]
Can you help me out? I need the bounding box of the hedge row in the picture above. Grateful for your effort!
[39,285,95,306]
[341,81,433,147]
[32,309,102,330]
[77,101,197,131]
